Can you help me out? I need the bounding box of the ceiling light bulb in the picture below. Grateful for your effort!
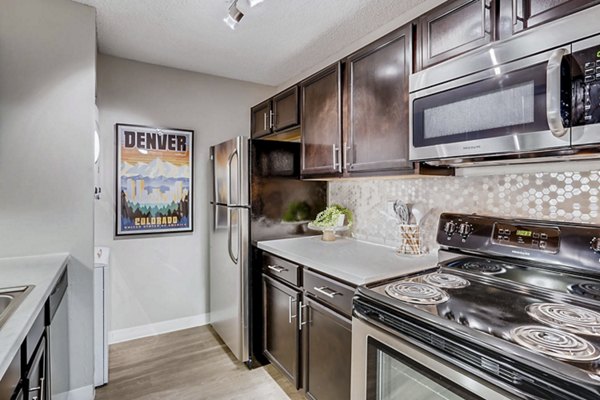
[248,0,264,7]
[224,1,244,30]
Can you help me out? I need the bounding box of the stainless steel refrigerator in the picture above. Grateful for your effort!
[209,136,250,364]
[210,136,326,366]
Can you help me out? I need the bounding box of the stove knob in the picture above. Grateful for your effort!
[459,223,472,238]
[443,221,456,236]
[591,237,600,253]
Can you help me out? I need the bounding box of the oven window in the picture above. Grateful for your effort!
[367,337,483,400]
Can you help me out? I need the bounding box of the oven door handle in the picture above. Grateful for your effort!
[546,48,568,138]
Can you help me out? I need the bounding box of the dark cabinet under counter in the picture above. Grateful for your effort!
[263,275,301,389]
[259,249,354,400]
[301,296,352,400]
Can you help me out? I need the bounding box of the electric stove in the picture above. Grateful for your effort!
[353,213,600,400]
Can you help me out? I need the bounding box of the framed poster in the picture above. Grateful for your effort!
[116,124,193,236]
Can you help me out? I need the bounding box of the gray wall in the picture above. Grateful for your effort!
[0,0,96,395]
[95,55,273,340]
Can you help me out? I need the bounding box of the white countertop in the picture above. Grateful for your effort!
[0,253,69,378]
[257,236,438,286]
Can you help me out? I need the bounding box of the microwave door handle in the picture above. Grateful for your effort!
[546,48,568,138]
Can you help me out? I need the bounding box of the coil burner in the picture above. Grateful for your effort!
[568,282,600,301]
[384,282,449,305]
[511,325,600,362]
[527,303,600,337]
[423,273,470,289]
[460,261,506,275]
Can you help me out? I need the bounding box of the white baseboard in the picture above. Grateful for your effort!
[108,313,209,344]
[52,384,94,400]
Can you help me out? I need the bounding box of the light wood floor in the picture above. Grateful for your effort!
[95,326,304,400]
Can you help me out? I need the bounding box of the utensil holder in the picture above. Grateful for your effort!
[397,224,422,255]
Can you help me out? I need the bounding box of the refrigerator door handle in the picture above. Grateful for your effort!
[227,149,238,206]
[227,208,239,264]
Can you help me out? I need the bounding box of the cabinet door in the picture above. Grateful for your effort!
[273,86,300,132]
[25,336,47,400]
[346,25,413,173]
[302,297,351,400]
[263,275,301,388]
[520,0,599,31]
[498,0,600,39]
[418,0,494,70]
[251,100,272,138]
[300,63,343,176]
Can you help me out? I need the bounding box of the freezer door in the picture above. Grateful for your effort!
[209,205,250,363]
[212,136,249,207]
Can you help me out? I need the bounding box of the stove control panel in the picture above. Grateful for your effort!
[491,223,560,253]
[438,213,600,272]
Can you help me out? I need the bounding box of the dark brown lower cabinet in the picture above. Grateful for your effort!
[24,335,48,400]
[302,297,352,400]
[263,275,301,388]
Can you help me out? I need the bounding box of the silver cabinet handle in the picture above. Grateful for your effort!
[546,48,568,138]
[512,0,524,25]
[344,141,351,170]
[298,302,309,330]
[263,112,267,131]
[288,296,297,324]
[267,264,286,273]
[332,144,341,172]
[269,110,274,129]
[314,286,339,298]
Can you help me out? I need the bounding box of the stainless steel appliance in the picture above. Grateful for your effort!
[409,5,600,165]
[209,137,326,366]
[210,136,251,364]
[353,213,600,399]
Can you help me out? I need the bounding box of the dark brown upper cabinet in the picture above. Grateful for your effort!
[251,86,300,139]
[499,0,600,39]
[345,24,413,174]
[273,86,299,132]
[300,63,343,177]
[417,0,495,70]
[251,99,272,138]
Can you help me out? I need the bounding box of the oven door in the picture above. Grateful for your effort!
[409,46,571,164]
[351,316,515,400]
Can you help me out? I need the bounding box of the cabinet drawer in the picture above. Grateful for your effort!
[263,253,301,287]
[303,269,354,317]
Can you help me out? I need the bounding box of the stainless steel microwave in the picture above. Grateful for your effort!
[409,6,600,166]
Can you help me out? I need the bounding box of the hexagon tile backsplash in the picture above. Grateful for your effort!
[328,170,600,251]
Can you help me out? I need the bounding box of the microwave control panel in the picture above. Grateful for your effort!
[572,44,600,126]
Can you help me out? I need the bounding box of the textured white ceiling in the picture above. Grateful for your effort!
[73,0,426,86]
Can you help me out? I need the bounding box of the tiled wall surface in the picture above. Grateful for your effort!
[329,170,600,251]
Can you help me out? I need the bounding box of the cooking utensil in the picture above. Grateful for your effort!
[393,200,410,225]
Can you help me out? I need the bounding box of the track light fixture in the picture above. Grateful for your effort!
[223,0,244,30]
[247,0,264,7]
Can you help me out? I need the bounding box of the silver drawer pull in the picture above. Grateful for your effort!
[314,286,339,298]
[267,264,286,273]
